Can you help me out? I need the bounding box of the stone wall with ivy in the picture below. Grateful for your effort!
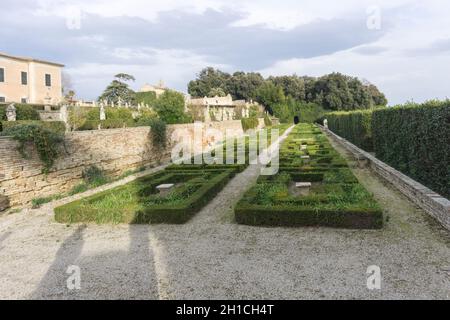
[0,120,253,207]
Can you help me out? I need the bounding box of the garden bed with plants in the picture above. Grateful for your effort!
[54,167,239,224]
[235,124,383,229]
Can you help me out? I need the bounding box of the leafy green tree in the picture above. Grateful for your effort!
[227,72,265,100]
[255,82,286,114]
[135,91,158,107]
[268,75,306,101]
[98,73,136,105]
[154,90,187,124]
[208,87,227,97]
[365,83,388,106]
[188,67,231,97]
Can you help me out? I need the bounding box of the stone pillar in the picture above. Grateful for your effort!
[324,119,328,129]
[6,104,16,121]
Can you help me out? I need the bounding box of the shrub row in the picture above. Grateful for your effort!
[0,121,66,134]
[0,104,40,121]
[325,101,449,199]
[326,110,374,151]
[372,101,450,199]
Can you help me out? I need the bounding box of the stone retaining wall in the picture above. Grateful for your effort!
[0,120,253,209]
[320,125,450,231]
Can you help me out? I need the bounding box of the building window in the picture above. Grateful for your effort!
[45,74,51,87]
[21,98,27,103]
[0,97,5,103]
[21,72,28,85]
[0,68,4,82]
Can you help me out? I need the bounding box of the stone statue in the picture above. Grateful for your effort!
[6,104,16,121]
[100,103,106,121]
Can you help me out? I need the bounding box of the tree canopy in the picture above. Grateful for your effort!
[187,68,388,115]
[98,73,136,105]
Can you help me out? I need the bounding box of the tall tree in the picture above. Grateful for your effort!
[154,90,187,124]
[227,72,265,100]
[188,67,231,98]
[98,73,136,105]
[255,82,286,114]
[268,75,306,101]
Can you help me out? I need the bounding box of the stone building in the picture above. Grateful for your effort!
[186,94,262,122]
[0,52,64,105]
[139,80,167,97]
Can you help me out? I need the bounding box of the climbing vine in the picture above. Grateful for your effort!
[1,124,64,173]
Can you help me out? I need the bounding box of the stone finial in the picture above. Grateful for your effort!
[100,104,106,121]
[6,103,16,121]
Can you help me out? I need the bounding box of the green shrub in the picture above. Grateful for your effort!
[1,121,66,134]
[241,117,259,131]
[149,119,167,148]
[135,91,157,106]
[0,104,41,121]
[372,101,450,198]
[82,165,108,186]
[0,124,64,173]
[327,110,374,151]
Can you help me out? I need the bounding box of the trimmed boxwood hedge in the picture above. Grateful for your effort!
[372,101,450,199]
[235,206,382,229]
[0,120,66,134]
[326,110,374,151]
[326,101,449,199]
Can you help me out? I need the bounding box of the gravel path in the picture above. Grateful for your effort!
[0,125,449,300]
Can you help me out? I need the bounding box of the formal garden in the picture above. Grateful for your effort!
[235,124,382,229]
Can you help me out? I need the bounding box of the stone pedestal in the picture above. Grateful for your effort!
[156,184,175,197]
[290,182,312,197]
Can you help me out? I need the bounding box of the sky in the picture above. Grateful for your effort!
[1,0,450,105]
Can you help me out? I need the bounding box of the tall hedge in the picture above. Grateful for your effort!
[372,101,450,199]
[326,110,374,151]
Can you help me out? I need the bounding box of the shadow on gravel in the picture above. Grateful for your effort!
[0,231,12,251]
[30,224,159,299]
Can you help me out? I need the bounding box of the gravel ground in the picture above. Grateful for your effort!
[0,126,449,300]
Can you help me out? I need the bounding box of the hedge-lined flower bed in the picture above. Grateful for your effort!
[55,168,239,224]
[235,124,383,229]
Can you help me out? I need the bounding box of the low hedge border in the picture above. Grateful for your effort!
[235,205,383,229]
[0,121,66,134]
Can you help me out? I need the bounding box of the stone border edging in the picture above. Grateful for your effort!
[319,125,450,231]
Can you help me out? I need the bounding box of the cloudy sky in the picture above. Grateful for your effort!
[2,0,450,104]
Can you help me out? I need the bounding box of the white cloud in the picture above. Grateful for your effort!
[10,0,450,103]
[65,47,229,100]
